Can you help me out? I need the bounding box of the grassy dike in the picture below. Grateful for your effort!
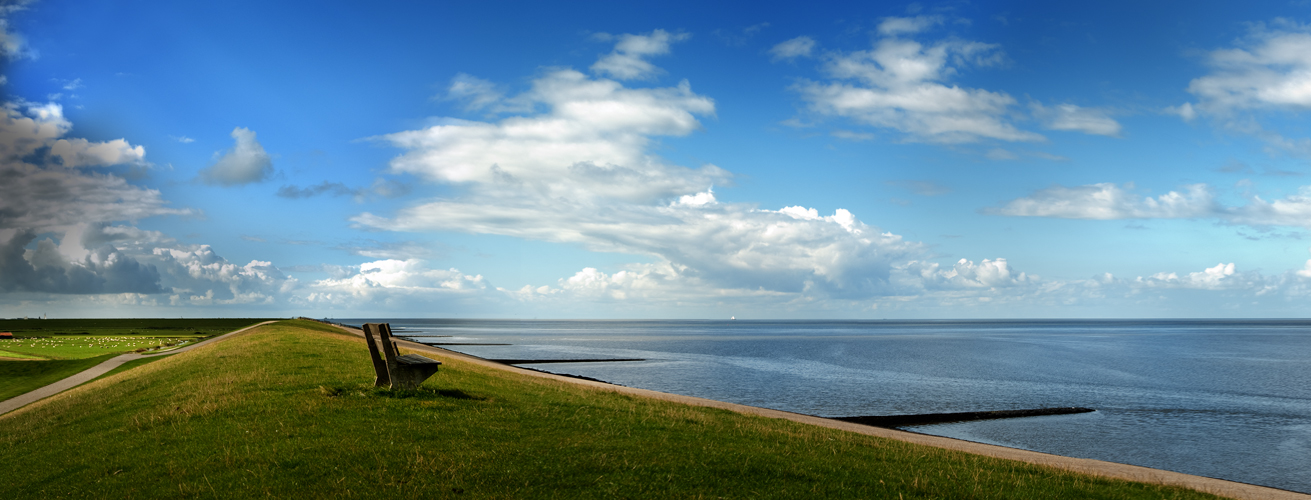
[0,320,1221,499]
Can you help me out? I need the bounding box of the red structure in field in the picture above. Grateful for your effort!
[0,332,13,339]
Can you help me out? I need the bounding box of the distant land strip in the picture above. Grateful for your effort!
[836,407,1096,428]
[488,358,646,364]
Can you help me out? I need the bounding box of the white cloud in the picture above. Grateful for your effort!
[877,15,942,36]
[378,68,722,203]
[1031,103,1122,137]
[152,244,297,306]
[169,135,195,143]
[1176,20,1311,153]
[0,101,188,231]
[446,73,506,111]
[770,36,816,61]
[1164,102,1197,122]
[591,29,690,81]
[1135,262,1252,290]
[0,1,36,61]
[358,197,924,298]
[985,183,1216,220]
[794,34,1040,143]
[0,101,146,167]
[0,227,163,294]
[1187,22,1311,114]
[0,163,188,229]
[48,137,146,167]
[0,95,296,309]
[298,259,498,314]
[0,221,302,307]
[1298,249,1311,278]
[198,127,273,186]
[989,182,1311,229]
[907,258,1031,289]
[1225,185,1311,227]
[339,29,1311,316]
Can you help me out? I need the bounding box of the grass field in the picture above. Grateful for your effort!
[0,353,119,402]
[0,319,267,403]
[0,318,267,360]
[0,320,1221,499]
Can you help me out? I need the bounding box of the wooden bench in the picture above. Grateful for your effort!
[362,323,441,389]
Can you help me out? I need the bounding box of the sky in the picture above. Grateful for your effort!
[5,0,1311,319]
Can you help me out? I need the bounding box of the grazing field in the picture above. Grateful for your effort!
[0,318,268,360]
[0,319,267,403]
[0,320,1221,499]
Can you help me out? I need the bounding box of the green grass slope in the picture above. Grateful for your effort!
[0,320,1221,499]
[0,353,118,401]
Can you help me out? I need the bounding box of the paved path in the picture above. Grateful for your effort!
[0,321,278,417]
[332,322,1309,500]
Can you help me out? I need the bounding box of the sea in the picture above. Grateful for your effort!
[343,318,1311,493]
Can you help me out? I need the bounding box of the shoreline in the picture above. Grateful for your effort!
[322,320,1309,500]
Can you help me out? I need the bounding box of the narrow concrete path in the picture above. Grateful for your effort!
[0,320,278,417]
[330,322,1308,500]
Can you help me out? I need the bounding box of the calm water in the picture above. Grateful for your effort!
[346,319,1311,493]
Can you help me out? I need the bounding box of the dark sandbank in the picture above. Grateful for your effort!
[836,407,1095,428]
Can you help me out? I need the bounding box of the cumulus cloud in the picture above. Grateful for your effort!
[152,244,296,306]
[0,92,293,308]
[792,30,1040,143]
[1135,262,1250,290]
[377,67,723,203]
[295,259,501,315]
[0,102,189,231]
[354,29,1075,304]
[0,220,300,309]
[0,228,163,294]
[769,36,816,61]
[198,127,273,186]
[1,101,146,167]
[907,258,1031,289]
[591,29,690,81]
[345,28,1311,315]
[358,192,924,297]
[511,261,790,310]
[1225,185,1311,227]
[1031,103,1122,137]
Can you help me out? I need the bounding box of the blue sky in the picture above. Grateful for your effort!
[5,0,1311,318]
